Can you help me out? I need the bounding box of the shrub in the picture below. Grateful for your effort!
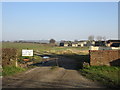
[2,48,17,66]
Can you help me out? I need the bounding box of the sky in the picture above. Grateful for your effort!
[2,2,118,41]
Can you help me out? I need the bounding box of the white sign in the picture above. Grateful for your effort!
[22,49,33,56]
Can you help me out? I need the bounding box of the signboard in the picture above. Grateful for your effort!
[22,49,33,56]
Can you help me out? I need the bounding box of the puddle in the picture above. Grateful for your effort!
[42,56,50,59]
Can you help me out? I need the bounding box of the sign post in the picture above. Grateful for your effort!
[22,49,33,56]
[15,50,18,67]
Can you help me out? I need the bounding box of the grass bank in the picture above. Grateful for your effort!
[80,66,120,88]
[50,66,59,70]
[2,66,26,76]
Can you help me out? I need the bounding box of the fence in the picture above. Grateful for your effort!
[89,46,120,50]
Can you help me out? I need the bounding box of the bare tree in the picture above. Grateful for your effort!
[88,35,94,41]
[96,36,102,41]
[74,39,78,42]
[102,36,106,41]
[49,39,56,44]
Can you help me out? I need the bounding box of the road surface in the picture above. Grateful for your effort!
[2,56,105,88]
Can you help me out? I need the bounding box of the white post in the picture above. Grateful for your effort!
[16,59,18,67]
[15,54,18,67]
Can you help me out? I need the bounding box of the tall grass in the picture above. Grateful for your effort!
[0,72,2,76]
[2,66,26,76]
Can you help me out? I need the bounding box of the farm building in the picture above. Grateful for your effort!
[95,41,106,46]
[77,41,87,47]
[71,42,78,47]
[59,42,69,47]
[60,40,88,47]
[107,40,120,47]
[87,41,95,46]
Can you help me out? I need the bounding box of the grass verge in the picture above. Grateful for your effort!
[2,66,26,76]
[80,66,120,88]
[0,72,2,76]
[50,66,59,70]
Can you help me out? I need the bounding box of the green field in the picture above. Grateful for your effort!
[2,42,51,54]
[2,42,89,55]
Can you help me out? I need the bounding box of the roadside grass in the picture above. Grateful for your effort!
[0,65,2,76]
[80,66,120,88]
[0,72,2,76]
[50,66,59,70]
[27,65,38,69]
[2,66,26,76]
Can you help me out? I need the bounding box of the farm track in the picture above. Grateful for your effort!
[2,56,105,88]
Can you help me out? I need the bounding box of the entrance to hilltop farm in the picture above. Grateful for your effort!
[30,52,90,70]
[59,53,90,70]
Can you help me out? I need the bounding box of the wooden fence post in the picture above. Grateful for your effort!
[15,53,18,67]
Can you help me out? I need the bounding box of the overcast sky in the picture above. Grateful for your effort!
[2,2,118,41]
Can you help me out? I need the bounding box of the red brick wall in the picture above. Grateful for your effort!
[89,50,120,66]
